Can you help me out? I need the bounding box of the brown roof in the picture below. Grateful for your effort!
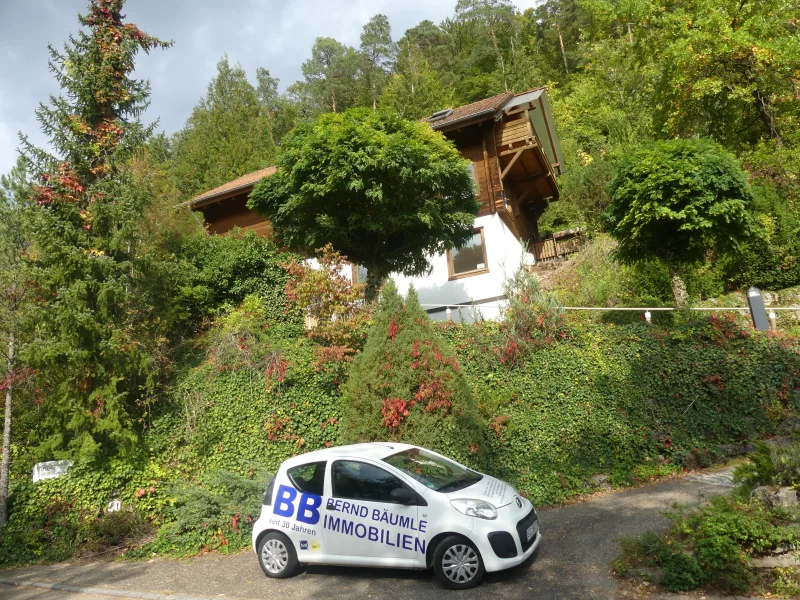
[425,91,514,130]
[190,167,277,206]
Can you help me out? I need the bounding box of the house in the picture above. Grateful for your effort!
[186,89,565,320]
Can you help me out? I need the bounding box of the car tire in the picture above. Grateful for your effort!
[433,535,486,590]
[257,532,299,579]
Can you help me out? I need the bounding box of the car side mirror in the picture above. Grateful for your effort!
[390,487,414,505]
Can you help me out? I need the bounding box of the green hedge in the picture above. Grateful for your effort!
[441,317,800,504]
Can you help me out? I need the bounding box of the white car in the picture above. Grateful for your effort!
[252,442,541,589]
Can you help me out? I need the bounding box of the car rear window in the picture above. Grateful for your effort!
[287,461,326,496]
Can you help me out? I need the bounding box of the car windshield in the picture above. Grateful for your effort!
[383,448,482,492]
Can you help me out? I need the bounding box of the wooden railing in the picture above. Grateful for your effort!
[495,117,533,150]
[531,232,585,262]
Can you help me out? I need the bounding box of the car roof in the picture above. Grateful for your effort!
[279,442,417,469]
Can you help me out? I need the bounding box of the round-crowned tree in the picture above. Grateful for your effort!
[606,138,755,307]
[247,108,479,301]
[340,281,485,467]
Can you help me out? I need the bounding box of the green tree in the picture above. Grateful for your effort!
[0,157,34,527]
[21,0,172,459]
[359,15,395,110]
[256,68,296,146]
[395,20,457,89]
[378,67,453,120]
[248,108,479,301]
[606,139,755,307]
[650,0,799,147]
[296,37,361,115]
[582,0,800,148]
[172,56,277,198]
[454,0,517,93]
[340,281,485,466]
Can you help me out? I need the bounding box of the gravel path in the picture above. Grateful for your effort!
[0,466,741,600]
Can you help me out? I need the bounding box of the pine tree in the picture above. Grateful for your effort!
[21,0,172,459]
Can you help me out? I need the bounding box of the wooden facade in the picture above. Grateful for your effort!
[187,167,276,238]
[431,89,563,256]
[188,90,565,261]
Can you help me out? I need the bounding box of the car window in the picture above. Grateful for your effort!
[263,475,276,505]
[383,448,482,492]
[332,460,406,503]
[287,461,326,496]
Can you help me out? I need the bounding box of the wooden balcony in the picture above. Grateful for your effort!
[494,115,559,204]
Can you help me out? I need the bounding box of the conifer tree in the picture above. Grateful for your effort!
[21,0,172,459]
[0,157,34,527]
[341,281,485,467]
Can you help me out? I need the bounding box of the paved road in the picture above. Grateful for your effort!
[0,468,738,600]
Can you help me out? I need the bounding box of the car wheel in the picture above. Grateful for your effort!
[257,532,299,579]
[433,535,486,590]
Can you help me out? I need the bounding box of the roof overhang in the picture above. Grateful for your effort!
[185,167,277,209]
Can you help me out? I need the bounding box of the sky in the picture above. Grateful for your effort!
[0,0,539,177]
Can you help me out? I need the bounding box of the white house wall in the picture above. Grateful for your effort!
[392,213,531,322]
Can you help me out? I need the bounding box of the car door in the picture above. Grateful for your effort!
[321,459,424,563]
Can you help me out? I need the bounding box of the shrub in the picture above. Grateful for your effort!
[165,294,344,476]
[723,183,800,291]
[615,497,800,594]
[340,281,485,467]
[500,255,566,363]
[175,230,304,324]
[143,470,266,557]
[0,458,155,565]
[282,243,372,368]
[733,438,800,495]
[551,235,673,309]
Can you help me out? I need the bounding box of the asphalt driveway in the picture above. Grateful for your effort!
[0,468,738,600]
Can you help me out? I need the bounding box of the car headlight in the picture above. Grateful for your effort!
[450,498,498,520]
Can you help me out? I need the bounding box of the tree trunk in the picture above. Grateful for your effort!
[556,23,569,75]
[0,330,14,528]
[489,26,508,92]
[331,88,337,113]
[407,39,415,95]
[669,266,689,309]
[754,89,784,146]
[364,270,383,304]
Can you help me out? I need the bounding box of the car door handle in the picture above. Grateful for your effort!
[326,501,337,511]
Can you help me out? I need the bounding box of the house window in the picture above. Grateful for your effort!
[447,228,488,280]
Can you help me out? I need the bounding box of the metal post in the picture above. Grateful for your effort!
[446,307,452,322]
[746,287,770,331]
[769,310,777,330]
[644,310,652,324]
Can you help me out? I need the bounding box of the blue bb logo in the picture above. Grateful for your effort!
[300,541,308,550]
[273,484,322,525]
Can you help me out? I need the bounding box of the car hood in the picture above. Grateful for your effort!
[445,475,517,508]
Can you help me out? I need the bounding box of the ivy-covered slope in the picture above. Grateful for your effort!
[2,307,799,564]
[442,317,800,504]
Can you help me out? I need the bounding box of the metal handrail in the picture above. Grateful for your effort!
[420,304,800,311]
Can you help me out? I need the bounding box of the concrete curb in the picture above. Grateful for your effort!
[0,578,216,600]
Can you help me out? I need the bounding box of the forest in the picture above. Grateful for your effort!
[161,0,800,299]
[0,0,799,578]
